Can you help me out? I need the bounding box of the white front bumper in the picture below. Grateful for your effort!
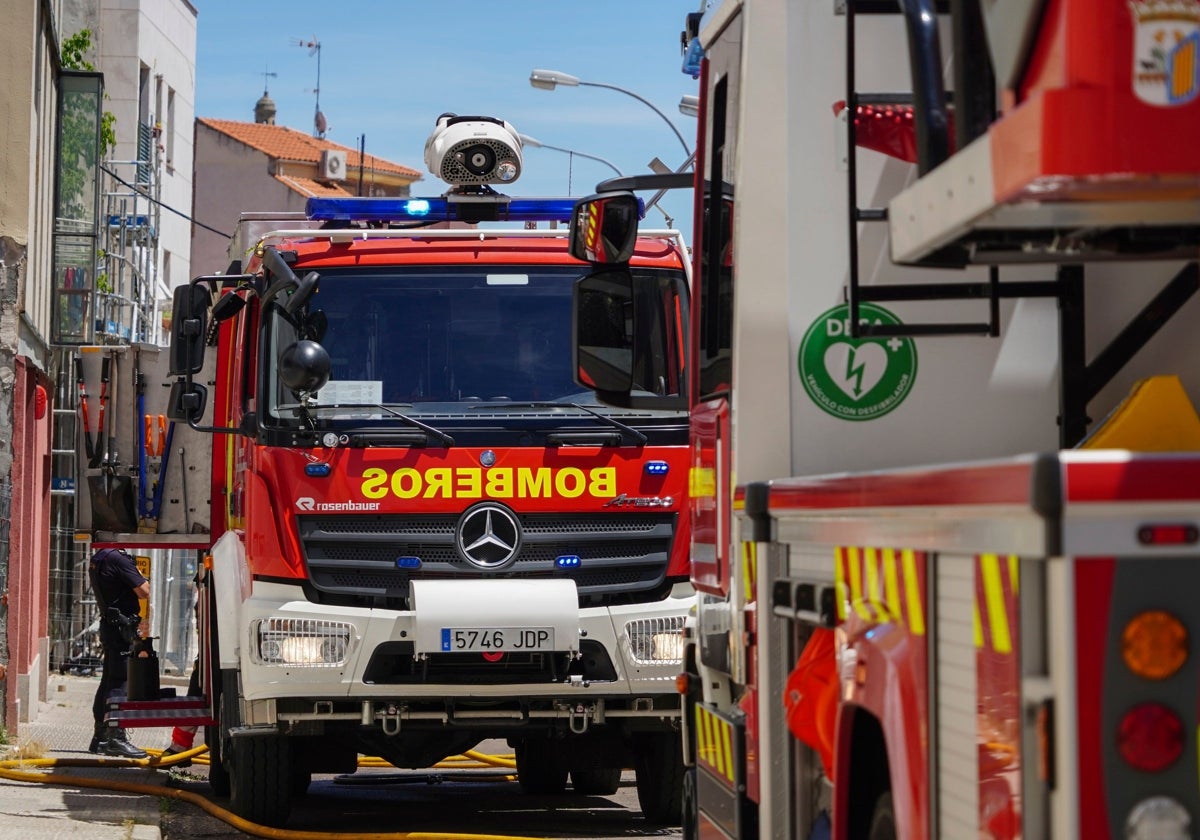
[232,579,688,704]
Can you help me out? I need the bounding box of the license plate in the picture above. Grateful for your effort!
[441,627,555,653]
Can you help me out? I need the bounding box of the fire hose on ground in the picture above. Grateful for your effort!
[0,745,558,840]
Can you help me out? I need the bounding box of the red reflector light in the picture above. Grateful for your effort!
[1137,524,1199,545]
[1117,703,1185,772]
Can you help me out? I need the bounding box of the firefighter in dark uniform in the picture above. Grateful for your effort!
[88,547,150,758]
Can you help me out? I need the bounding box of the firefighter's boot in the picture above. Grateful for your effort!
[96,726,148,759]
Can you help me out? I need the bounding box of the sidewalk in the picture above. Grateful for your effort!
[0,672,182,839]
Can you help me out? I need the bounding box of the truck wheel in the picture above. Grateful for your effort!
[204,587,231,797]
[515,739,568,795]
[682,766,698,839]
[228,734,293,827]
[290,768,312,796]
[570,764,622,795]
[868,791,895,840]
[635,731,684,825]
[205,721,230,797]
[206,672,234,798]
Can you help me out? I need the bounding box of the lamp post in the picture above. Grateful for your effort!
[521,134,675,227]
[519,134,624,178]
[679,95,700,118]
[529,69,692,158]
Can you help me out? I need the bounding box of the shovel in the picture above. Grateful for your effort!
[87,353,136,533]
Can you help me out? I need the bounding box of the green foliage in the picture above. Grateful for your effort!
[61,30,95,71]
[61,30,116,156]
[0,727,9,746]
[100,110,116,157]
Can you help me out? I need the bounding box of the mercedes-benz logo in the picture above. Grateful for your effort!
[455,502,521,570]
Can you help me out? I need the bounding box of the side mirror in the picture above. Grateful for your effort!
[569,192,640,265]
[572,270,635,393]
[169,284,212,376]
[211,291,247,323]
[285,271,320,315]
[167,379,208,424]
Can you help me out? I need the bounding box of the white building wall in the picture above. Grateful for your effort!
[96,0,197,309]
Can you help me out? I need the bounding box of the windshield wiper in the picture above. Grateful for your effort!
[281,402,455,447]
[468,402,648,446]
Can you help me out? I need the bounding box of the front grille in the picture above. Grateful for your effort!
[298,512,676,609]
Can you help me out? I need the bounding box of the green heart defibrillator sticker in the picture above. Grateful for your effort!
[798,303,917,421]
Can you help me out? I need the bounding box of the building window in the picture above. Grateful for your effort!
[155,75,163,129]
[166,88,176,170]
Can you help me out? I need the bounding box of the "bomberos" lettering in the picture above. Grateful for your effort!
[359,467,617,500]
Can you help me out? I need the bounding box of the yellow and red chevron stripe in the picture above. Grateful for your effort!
[834,546,927,635]
[741,540,757,603]
[973,553,1019,654]
[694,704,737,788]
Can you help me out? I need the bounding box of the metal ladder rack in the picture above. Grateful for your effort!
[841,0,1199,447]
[842,0,1006,339]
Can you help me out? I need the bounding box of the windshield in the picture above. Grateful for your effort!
[263,264,686,430]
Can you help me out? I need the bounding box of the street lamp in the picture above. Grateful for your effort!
[679,95,700,117]
[529,69,692,158]
[520,134,675,228]
[519,134,624,178]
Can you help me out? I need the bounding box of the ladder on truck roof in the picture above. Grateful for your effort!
[841,0,1200,447]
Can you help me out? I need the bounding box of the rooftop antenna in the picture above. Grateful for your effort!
[293,36,325,138]
[260,65,277,94]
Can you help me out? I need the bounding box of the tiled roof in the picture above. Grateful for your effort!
[198,118,422,179]
[274,174,357,198]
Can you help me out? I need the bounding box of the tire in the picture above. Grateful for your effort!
[868,791,896,840]
[681,766,699,840]
[635,731,684,825]
[205,590,231,798]
[205,716,230,797]
[228,733,293,827]
[289,768,312,797]
[570,765,622,796]
[515,739,568,795]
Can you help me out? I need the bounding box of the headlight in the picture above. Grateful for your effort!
[626,616,686,665]
[255,617,353,666]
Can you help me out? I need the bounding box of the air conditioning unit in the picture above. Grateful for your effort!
[319,149,346,181]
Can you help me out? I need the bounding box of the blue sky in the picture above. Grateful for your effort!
[193,1,700,235]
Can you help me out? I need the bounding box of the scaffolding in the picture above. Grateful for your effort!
[48,114,194,678]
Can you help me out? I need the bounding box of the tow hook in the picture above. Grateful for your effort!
[565,699,604,734]
[568,703,591,734]
[378,702,403,736]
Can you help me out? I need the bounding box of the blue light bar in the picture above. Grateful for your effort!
[306,196,580,224]
[395,556,422,569]
[304,463,332,477]
[682,37,703,79]
[645,461,670,476]
[555,555,581,569]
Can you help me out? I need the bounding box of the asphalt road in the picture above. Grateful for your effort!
[161,748,682,839]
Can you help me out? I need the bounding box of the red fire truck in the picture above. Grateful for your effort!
[568,1,1200,837]
[89,114,693,827]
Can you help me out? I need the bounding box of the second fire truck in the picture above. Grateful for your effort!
[568,0,1200,837]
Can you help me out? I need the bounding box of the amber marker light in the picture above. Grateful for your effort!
[675,673,691,695]
[1122,610,1188,680]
